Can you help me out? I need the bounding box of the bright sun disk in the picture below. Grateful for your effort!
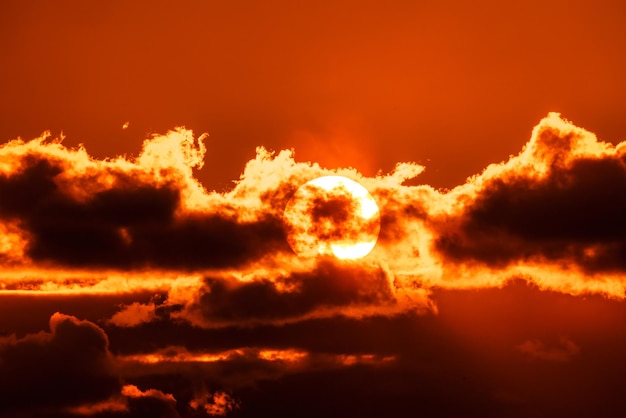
[283,176,380,260]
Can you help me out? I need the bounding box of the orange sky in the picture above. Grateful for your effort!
[2,0,625,191]
[2,1,626,417]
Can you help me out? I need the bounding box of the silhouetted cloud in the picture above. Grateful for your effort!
[0,131,290,271]
[0,313,119,416]
[434,121,626,273]
[175,261,401,327]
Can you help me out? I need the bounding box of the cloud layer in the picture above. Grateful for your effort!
[3,113,626,302]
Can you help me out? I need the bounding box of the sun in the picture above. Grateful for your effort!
[283,175,380,260]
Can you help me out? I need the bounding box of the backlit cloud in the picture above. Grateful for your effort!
[166,261,431,328]
[1,113,626,307]
[427,113,626,296]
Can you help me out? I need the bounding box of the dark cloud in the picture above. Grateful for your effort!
[0,153,288,270]
[310,193,356,224]
[130,212,288,270]
[0,313,120,416]
[308,193,362,240]
[0,313,210,418]
[434,123,626,273]
[182,260,397,326]
[0,293,157,337]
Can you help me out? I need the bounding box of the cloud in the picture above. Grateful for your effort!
[433,115,626,273]
[189,390,238,417]
[0,313,193,418]
[420,113,626,296]
[99,259,432,330]
[0,130,290,271]
[113,342,401,415]
[166,260,430,328]
[0,311,410,417]
[108,302,157,328]
[121,384,176,404]
[0,313,120,415]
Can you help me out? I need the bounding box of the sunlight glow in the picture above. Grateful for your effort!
[308,175,379,219]
[283,175,381,260]
[331,241,378,260]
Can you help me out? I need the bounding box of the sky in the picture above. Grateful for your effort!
[1,1,626,417]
